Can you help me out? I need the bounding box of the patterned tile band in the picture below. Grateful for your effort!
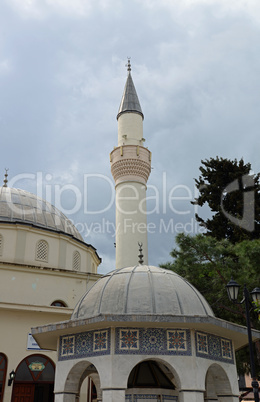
[58,327,233,365]
[115,328,191,356]
[126,396,178,401]
[59,329,111,361]
[195,331,234,364]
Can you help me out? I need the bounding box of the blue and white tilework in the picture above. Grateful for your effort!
[61,335,75,356]
[115,328,191,356]
[59,328,111,361]
[126,396,178,401]
[119,329,139,350]
[195,331,234,363]
[167,330,188,352]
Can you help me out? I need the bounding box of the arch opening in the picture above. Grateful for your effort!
[11,354,55,402]
[126,359,179,402]
[64,361,101,402]
[0,353,7,402]
[205,364,233,402]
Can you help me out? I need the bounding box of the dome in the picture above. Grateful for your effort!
[0,186,83,242]
[72,265,214,319]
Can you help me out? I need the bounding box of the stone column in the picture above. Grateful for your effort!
[102,388,125,402]
[179,390,205,402]
[204,399,218,401]
[218,396,239,402]
[54,392,78,402]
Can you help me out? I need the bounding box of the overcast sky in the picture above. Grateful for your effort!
[1,0,260,273]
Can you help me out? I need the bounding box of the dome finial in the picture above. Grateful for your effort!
[3,168,9,187]
[126,57,131,73]
[138,242,144,265]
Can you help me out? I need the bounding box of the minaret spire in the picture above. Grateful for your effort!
[117,59,143,121]
[3,168,8,187]
[110,61,151,269]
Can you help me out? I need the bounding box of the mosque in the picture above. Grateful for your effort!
[0,61,259,402]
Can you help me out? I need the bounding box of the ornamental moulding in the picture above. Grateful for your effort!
[110,145,151,185]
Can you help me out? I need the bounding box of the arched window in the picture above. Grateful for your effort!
[35,240,48,262]
[51,300,67,307]
[0,234,3,256]
[72,251,81,271]
[0,353,7,402]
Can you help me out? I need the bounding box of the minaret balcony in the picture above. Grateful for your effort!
[110,145,151,186]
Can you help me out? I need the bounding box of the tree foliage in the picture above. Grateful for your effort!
[161,233,260,327]
[192,157,260,242]
[162,157,260,374]
[160,233,260,375]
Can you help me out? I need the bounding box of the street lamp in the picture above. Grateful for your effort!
[226,279,260,402]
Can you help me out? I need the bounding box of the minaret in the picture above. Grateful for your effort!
[110,60,151,269]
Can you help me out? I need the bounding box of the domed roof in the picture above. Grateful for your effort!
[0,186,83,241]
[72,265,214,319]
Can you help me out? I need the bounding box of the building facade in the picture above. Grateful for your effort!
[0,186,101,402]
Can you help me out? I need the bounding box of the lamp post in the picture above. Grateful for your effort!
[226,279,260,402]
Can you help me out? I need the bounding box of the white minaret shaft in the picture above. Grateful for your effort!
[110,61,151,269]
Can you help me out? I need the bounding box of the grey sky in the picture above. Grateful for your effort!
[1,0,260,273]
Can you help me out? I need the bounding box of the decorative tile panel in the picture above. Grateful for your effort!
[197,332,208,354]
[116,328,191,356]
[195,331,234,364]
[126,396,178,402]
[167,330,187,351]
[61,336,75,357]
[221,339,232,360]
[59,329,110,361]
[93,330,108,352]
[119,329,139,350]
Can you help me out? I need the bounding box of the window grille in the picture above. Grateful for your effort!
[73,251,81,271]
[36,240,48,262]
[0,235,3,256]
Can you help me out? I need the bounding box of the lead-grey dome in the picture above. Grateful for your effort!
[0,186,83,241]
[72,265,214,319]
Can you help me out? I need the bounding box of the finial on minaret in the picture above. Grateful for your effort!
[126,57,131,73]
[138,242,144,265]
[3,168,9,187]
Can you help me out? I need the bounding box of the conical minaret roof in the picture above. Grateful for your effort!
[117,60,144,120]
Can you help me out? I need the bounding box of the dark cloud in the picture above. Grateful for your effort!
[1,0,260,272]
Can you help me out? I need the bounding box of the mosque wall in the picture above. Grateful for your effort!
[0,263,99,308]
[0,210,101,402]
[0,224,99,273]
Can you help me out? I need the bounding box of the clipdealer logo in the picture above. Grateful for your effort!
[6,172,256,235]
[220,175,255,232]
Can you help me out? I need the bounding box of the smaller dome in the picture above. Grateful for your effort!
[72,265,214,320]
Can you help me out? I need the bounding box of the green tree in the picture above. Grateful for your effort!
[162,157,260,374]
[161,233,260,326]
[160,233,260,375]
[192,157,260,242]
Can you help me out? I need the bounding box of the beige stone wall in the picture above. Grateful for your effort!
[0,223,101,402]
[117,113,143,146]
[0,307,67,402]
[0,224,100,272]
[0,263,99,307]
